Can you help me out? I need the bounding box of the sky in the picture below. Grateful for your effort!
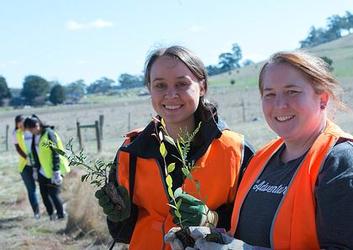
[1,0,352,88]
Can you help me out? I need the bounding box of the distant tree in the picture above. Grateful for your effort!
[326,15,343,39]
[0,75,11,106]
[320,56,334,72]
[344,11,353,33]
[118,73,144,89]
[87,77,115,94]
[242,59,254,67]
[21,75,49,105]
[49,84,65,105]
[206,65,222,76]
[231,43,242,68]
[66,79,86,99]
[218,43,242,72]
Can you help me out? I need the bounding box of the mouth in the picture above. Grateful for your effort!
[163,104,183,110]
[275,115,295,122]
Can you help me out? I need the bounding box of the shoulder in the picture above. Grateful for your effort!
[317,140,353,186]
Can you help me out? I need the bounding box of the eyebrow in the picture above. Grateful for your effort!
[263,84,301,91]
[151,76,190,83]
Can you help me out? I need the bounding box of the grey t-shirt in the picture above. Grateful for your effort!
[235,139,353,249]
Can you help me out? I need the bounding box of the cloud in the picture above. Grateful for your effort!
[66,19,113,31]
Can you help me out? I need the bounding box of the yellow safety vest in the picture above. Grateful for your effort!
[16,129,28,173]
[38,131,70,178]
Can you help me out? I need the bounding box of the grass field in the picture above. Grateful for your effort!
[0,34,352,249]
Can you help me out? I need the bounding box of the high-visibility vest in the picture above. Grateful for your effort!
[38,131,70,178]
[117,130,245,250]
[230,120,353,250]
[16,129,28,173]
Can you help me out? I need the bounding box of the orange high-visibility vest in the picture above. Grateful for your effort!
[230,120,353,250]
[118,130,244,250]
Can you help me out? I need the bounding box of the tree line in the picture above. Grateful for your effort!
[300,11,353,48]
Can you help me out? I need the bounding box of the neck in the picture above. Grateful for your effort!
[165,121,195,142]
[281,119,327,163]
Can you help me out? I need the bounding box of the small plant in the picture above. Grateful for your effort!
[156,119,202,228]
[42,138,113,189]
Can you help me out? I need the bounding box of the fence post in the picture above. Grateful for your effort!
[99,114,104,140]
[76,121,82,149]
[95,120,101,152]
[5,125,9,151]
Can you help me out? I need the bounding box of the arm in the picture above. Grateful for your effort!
[315,140,353,249]
[47,129,60,171]
[15,144,27,159]
[105,153,138,243]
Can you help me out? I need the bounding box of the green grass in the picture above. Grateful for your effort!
[209,33,353,89]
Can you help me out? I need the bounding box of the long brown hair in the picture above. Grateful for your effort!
[144,45,217,122]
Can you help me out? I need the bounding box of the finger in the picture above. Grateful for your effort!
[95,189,106,199]
[98,195,110,206]
[164,227,181,242]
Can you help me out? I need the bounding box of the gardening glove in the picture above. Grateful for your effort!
[193,230,243,250]
[32,168,38,181]
[95,182,131,222]
[51,170,63,185]
[172,193,218,227]
[165,227,209,250]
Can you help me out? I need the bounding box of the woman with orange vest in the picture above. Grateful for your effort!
[176,52,353,250]
[13,114,40,219]
[94,45,254,250]
[24,115,70,221]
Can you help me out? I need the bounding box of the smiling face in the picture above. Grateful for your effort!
[261,62,328,144]
[149,55,205,132]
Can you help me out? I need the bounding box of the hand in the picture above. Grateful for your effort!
[172,193,218,227]
[164,226,213,250]
[95,182,131,222]
[51,170,63,185]
[32,168,38,181]
[193,231,243,250]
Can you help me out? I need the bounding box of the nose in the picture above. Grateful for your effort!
[274,93,288,108]
[165,87,178,98]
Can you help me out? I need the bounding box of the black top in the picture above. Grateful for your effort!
[107,114,254,242]
[235,139,353,249]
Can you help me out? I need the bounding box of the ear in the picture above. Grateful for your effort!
[320,92,329,109]
[199,80,206,97]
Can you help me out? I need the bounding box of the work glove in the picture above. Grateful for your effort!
[172,193,218,227]
[165,226,242,250]
[193,230,243,250]
[32,168,38,181]
[51,170,63,185]
[164,226,210,250]
[95,182,131,222]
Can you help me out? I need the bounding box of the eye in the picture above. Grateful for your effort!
[176,81,189,89]
[287,90,301,96]
[152,82,166,90]
[263,92,275,99]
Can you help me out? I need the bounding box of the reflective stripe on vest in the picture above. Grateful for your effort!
[117,130,244,250]
[230,120,353,250]
[38,131,70,178]
[16,129,28,172]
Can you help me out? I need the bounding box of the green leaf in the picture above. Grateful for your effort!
[81,174,88,182]
[164,135,176,146]
[175,209,181,218]
[176,198,182,209]
[181,167,191,178]
[159,142,167,158]
[168,187,174,199]
[167,163,176,173]
[174,187,183,198]
[166,174,173,187]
